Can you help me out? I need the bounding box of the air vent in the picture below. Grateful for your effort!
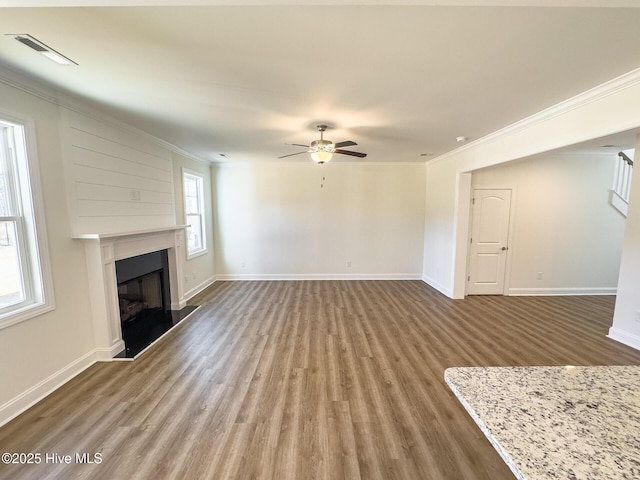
[16,36,47,52]
[11,34,77,65]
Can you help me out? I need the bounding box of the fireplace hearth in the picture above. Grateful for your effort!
[114,250,195,358]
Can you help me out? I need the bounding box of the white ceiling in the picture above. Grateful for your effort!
[0,1,639,163]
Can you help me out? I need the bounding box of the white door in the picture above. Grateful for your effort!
[467,188,512,295]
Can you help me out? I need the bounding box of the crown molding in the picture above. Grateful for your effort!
[427,67,640,167]
[213,160,425,167]
[2,1,639,7]
[0,64,210,165]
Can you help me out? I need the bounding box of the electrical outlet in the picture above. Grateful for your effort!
[635,311,640,323]
[346,261,352,268]
[536,272,543,280]
[241,261,246,268]
[130,190,141,201]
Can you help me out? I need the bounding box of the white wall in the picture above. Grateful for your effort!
[471,153,625,295]
[61,109,176,235]
[610,134,640,350]
[0,70,214,426]
[172,152,216,298]
[422,159,460,296]
[214,162,426,278]
[0,81,96,424]
[423,68,640,299]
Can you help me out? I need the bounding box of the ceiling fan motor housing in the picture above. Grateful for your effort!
[309,139,335,153]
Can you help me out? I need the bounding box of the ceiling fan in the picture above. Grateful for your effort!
[278,125,367,164]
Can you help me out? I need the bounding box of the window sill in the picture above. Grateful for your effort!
[186,249,208,261]
[0,300,56,331]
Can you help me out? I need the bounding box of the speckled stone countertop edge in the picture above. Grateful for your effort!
[444,368,525,480]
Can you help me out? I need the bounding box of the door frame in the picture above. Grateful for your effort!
[465,185,517,296]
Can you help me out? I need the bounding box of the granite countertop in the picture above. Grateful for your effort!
[444,365,640,480]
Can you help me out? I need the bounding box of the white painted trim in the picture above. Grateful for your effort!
[452,173,472,299]
[73,225,187,240]
[0,110,56,330]
[429,67,640,167]
[607,327,640,352]
[0,302,200,426]
[93,340,126,361]
[507,287,617,296]
[182,168,208,259]
[0,350,97,428]
[421,275,454,298]
[610,190,629,217]
[78,228,187,357]
[3,1,639,8]
[213,160,424,167]
[184,275,216,300]
[217,273,422,281]
[466,186,516,297]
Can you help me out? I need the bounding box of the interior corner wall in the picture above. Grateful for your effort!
[213,162,426,279]
[472,153,625,295]
[423,70,640,299]
[422,159,458,296]
[610,133,640,350]
[172,152,216,299]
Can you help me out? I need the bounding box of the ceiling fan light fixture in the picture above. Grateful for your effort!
[311,151,333,164]
[277,124,366,161]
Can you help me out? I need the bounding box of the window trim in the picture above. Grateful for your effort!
[182,168,208,260]
[0,111,55,330]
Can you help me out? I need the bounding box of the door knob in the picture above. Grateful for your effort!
[501,246,508,251]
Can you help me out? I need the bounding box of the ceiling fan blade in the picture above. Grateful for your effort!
[277,151,307,159]
[286,143,310,148]
[334,140,357,148]
[335,149,367,158]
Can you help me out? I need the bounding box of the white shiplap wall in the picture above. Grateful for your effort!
[62,109,175,234]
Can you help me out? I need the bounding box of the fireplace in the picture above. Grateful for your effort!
[115,250,173,356]
[75,226,192,360]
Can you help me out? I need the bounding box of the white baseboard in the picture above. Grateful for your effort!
[607,327,640,352]
[421,275,454,298]
[184,275,216,300]
[0,349,98,428]
[93,340,126,361]
[215,273,422,281]
[507,287,617,296]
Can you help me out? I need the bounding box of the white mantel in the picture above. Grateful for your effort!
[75,226,187,360]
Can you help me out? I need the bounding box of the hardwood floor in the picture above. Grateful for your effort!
[2,280,640,480]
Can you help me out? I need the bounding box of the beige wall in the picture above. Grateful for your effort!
[214,162,426,278]
[472,153,625,294]
[172,152,216,298]
[0,82,95,421]
[0,73,215,426]
[423,69,640,299]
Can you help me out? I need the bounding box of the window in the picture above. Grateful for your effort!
[183,170,207,258]
[0,115,54,329]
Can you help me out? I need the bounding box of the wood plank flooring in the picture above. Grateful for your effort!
[2,280,640,480]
